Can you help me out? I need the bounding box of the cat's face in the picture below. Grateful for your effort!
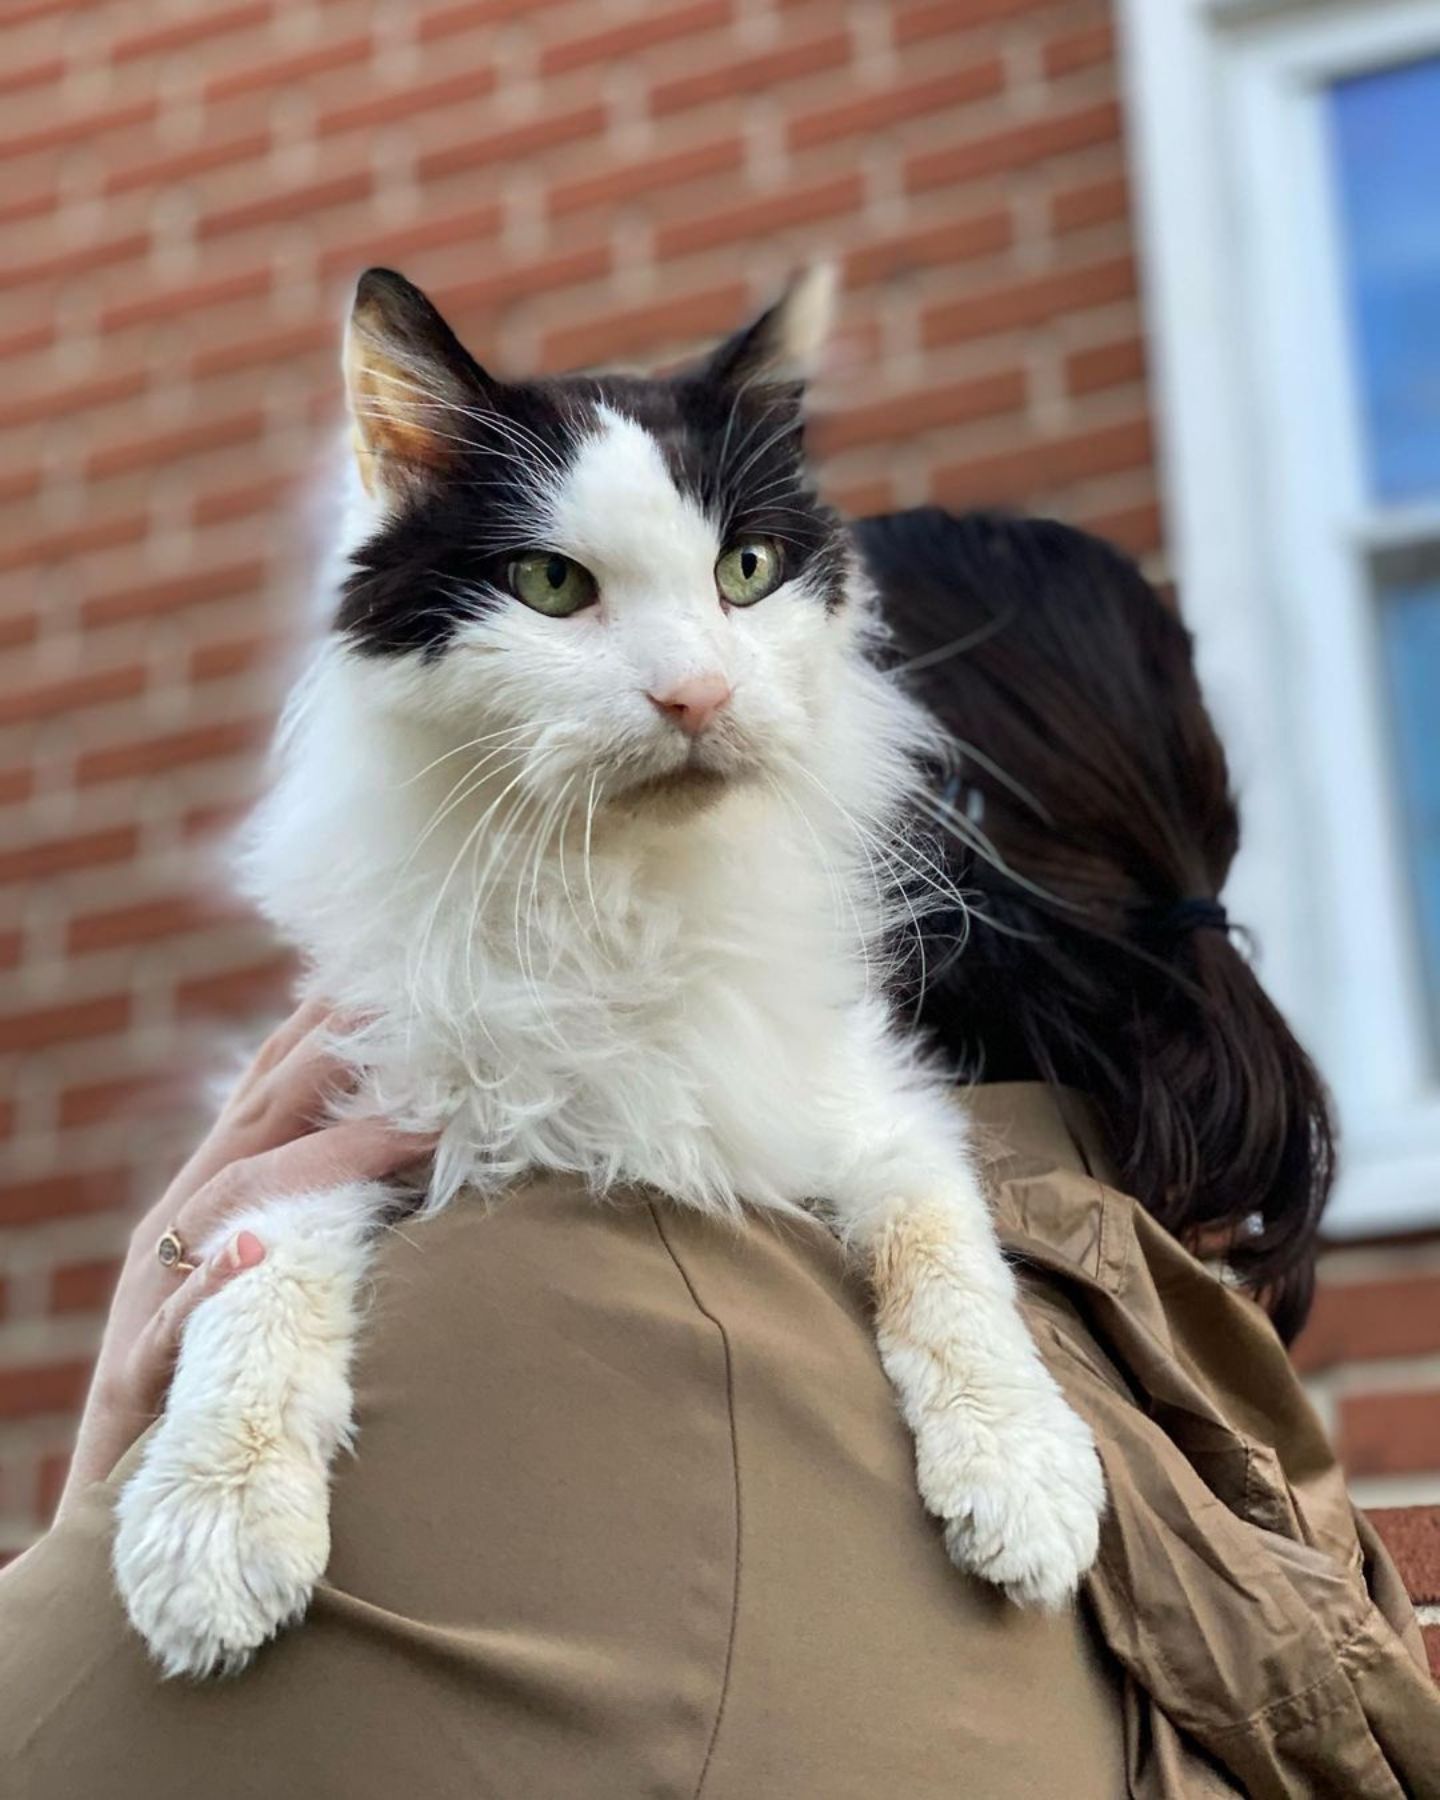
[336,267,854,813]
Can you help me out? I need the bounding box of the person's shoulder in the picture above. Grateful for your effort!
[367,1176,854,1347]
[342,1181,896,1568]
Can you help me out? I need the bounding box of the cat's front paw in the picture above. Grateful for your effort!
[114,1434,331,1679]
[918,1390,1104,1611]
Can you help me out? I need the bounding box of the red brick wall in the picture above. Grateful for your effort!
[1296,1244,1440,1502]
[0,0,1434,1640]
[1296,1246,1440,1670]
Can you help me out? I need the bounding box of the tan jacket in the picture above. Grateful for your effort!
[0,1084,1435,1797]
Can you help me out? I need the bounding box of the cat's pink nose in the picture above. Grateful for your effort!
[648,674,732,736]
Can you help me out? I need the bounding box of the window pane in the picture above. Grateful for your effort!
[1329,58,1440,504]
[1379,569,1440,1061]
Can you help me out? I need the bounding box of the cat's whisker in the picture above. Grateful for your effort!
[349,362,570,482]
[554,788,594,950]
[774,762,900,969]
[396,724,532,788]
[506,777,569,1039]
[350,403,553,477]
[464,768,544,927]
[462,411,567,479]
[815,769,973,913]
[778,757,966,1000]
[725,408,805,492]
[582,769,603,944]
[721,389,792,464]
[531,776,577,973]
[412,758,538,988]
[481,792,572,1049]
[934,738,1053,825]
[553,784,585,939]
[706,367,785,515]
[734,492,801,521]
[761,771,869,990]
[733,467,812,505]
[711,383,748,511]
[921,794,1072,911]
[526,782,582,1036]
[404,748,529,868]
[459,784,550,1039]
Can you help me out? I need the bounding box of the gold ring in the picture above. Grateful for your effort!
[156,1227,196,1275]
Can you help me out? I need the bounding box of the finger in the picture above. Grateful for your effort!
[257,999,372,1076]
[150,1023,388,1237]
[244,1117,438,1196]
[246,998,334,1082]
[154,1002,341,1214]
[256,1018,366,1133]
[126,1231,267,1412]
[174,1022,362,1202]
[174,1119,435,1245]
[223,997,334,1110]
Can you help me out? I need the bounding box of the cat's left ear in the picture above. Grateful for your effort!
[704,263,837,393]
[344,267,493,504]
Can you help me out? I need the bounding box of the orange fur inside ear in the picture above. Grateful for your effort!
[344,319,452,496]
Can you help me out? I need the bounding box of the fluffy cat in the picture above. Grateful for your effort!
[112,267,1104,1678]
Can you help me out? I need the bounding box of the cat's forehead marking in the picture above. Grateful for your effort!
[546,402,718,582]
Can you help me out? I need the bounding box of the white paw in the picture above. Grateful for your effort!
[114,1434,331,1679]
[916,1390,1105,1611]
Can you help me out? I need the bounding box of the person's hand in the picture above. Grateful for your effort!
[54,999,434,1522]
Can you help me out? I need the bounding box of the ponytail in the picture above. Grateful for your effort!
[859,508,1335,1341]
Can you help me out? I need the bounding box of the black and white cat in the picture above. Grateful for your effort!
[113,267,1103,1678]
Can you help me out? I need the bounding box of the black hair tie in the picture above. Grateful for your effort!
[1135,897,1230,940]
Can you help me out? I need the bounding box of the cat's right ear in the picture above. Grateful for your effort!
[703,264,837,394]
[343,268,492,505]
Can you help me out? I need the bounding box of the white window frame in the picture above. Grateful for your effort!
[1117,0,1440,1234]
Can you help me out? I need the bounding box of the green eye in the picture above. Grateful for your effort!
[508,551,597,617]
[716,538,783,607]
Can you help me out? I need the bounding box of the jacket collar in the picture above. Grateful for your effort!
[962,1081,1111,1187]
[961,1083,1131,1292]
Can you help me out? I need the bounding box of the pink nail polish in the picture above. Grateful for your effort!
[230,1231,265,1270]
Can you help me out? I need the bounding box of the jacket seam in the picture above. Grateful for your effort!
[1207,1615,1376,1738]
[646,1203,743,1800]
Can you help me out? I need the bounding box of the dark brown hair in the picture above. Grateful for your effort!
[857,507,1335,1341]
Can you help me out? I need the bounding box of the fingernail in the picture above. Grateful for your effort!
[228,1230,265,1271]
